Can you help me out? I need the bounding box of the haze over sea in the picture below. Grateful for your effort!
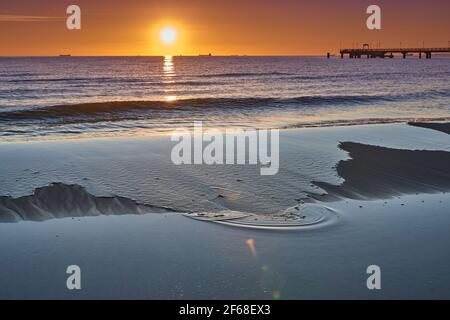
[1,56,449,140]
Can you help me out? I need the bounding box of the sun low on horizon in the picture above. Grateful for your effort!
[148,21,187,56]
[160,27,177,45]
[0,0,449,56]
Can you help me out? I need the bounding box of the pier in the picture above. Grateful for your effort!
[338,46,450,59]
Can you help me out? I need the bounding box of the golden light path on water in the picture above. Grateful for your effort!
[163,55,177,102]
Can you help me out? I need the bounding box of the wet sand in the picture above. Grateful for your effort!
[1,193,449,299]
[313,141,450,201]
[1,123,450,299]
[0,183,174,222]
[408,121,450,135]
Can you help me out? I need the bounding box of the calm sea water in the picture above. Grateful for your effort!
[0,56,449,140]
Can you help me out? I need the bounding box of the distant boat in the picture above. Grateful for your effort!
[59,54,71,57]
[199,53,212,57]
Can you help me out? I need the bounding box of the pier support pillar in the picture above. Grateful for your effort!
[341,53,344,59]
[402,52,406,59]
[419,52,422,59]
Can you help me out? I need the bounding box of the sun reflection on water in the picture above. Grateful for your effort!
[165,95,177,102]
[163,55,177,102]
[163,55,175,78]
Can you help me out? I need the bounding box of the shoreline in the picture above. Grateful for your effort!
[1,118,450,144]
[1,121,449,219]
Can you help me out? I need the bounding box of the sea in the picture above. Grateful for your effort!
[0,55,449,140]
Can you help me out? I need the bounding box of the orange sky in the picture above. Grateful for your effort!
[0,0,449,56]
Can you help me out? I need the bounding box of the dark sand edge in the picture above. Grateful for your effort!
[0,183,175,222]
[310,142,450,202]
[408,122,450,135]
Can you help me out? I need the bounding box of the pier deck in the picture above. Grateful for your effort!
[338,47,450,59]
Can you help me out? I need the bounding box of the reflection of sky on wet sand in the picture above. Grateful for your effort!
[3,190,449,299]
[2,123,450,298]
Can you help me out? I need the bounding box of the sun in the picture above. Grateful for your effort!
[160,27,177,44]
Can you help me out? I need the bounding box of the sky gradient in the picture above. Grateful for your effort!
[1,0,449,56]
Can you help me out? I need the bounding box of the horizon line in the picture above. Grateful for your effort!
[0,54,331,57]
[1,53,450,58]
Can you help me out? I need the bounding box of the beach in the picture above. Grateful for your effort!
[1,56,450,300]
[2,0,450,309]
[1,122,450,299]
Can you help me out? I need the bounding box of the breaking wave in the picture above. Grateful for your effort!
[1,91,448,122]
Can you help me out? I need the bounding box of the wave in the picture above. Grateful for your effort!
[4,70,449,83]
[0,183,176,222]
[2,77,225,87]
[283,116,450,129]
[0,73,44,78]
[1,91,445,122]
[284,71,450,81]
[201,71,293,78]
[1,71,293,83]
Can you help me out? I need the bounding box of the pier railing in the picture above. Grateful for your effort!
[338,47,450,59]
